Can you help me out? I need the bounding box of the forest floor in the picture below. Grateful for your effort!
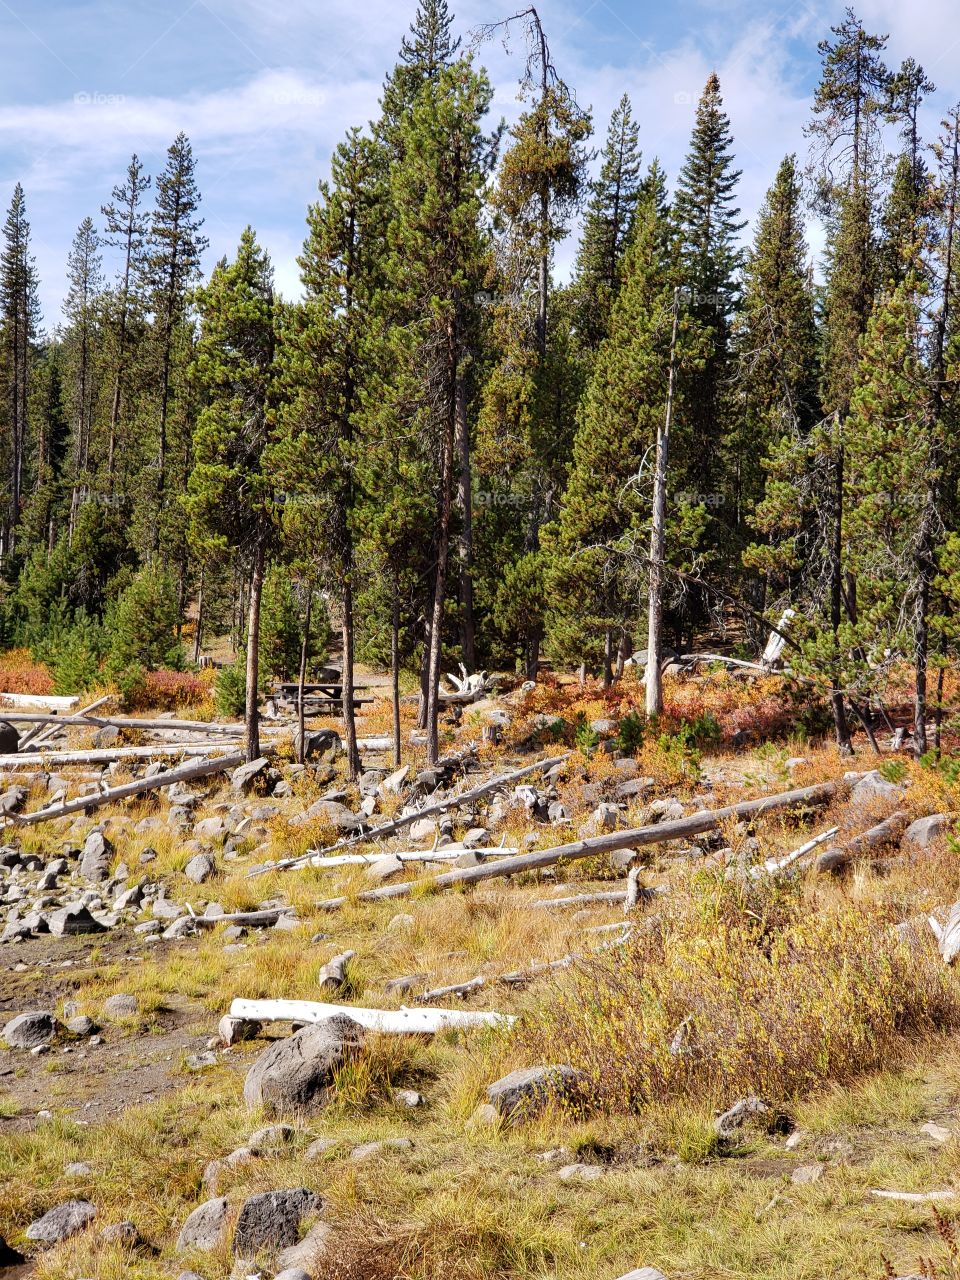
[1,666,960,1280]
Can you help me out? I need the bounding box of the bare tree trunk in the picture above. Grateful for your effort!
[646,287,679,717]
[341,572,361,781]
[391,583,401,768]
[934,662,946,759]
[455,373,476,670]
[244,544,265,763]
[193,566,205,666]
[296,586,312,765]
[416,616,431,730]
[829,419,852,753]
[425,319,457,766]
[603,628,613,690]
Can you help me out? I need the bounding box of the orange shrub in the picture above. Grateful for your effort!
[0,648,53,695]
[124,667,215,713]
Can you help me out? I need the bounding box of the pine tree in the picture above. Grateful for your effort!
[572,93,642,353]
[272,130,382,780]
[145,134,207,539]
[62,217,102,541]
[385,57,493,763]
[101,154,151,488]
[187,227,275,761]
[673,73,745,513]
[736,155,819,543]
[0,183,40,552]
[544,189,676,680]
[378,0,461,145]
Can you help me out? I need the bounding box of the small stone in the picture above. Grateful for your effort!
[393,1088,424,1108]
[231,757,271,794]
[185,1051,218,1071]
[349,1137,413,1161]
[103,993,139,1020]
[79,830,113,882]
[850,770,904,806]
[99,1220,141,1246]
[176,1196,229,1251]
[715,1096,769,1138]
[904,814,949,851]
[219,1014,261,1047]
[65,1015,97,1037]
[365,855,404,884]
[274,1270,312,1280]
[305,1137,337,1160]
[921,1121,952,1143]
[65,1161,92,1176]
[558,1162,605,1182]
[247,1122,294,1154]
[791,1163,824,1184]
[26,1199,96,1243]
[467,1102,500,1129]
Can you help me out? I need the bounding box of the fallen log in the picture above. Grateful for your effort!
[7,712,249,736]
[869,1188,956,1203]
[813,811,908,873]
[228,997,513,1033]
[0,742,254,767]
[929,901,960,963]
[19,694,113,750]
[0,693,79,710]
[10,752,245,827]
[754,826,839,877]
[305,778,849,909]
[253,752,570,876]
[305,845,521,869]
[192,908,295,929]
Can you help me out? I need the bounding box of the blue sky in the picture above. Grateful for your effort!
[1,0,958,324]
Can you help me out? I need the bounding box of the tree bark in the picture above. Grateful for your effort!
[341,571,361,780]
[391,583,402,768]
[455,372,476,670]
[425,369,456,766]
[296,586,312,764]
[244,543,265,762]
[646,287,679,717]
[193,566,205,666]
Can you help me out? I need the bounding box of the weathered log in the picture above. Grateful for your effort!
[532,889,630,909]
[813,811,908,873]
[19,694,113,749]
[306,778,849,909]
[192,907,295,929]
[0,742,253,767]
[754,826,839,877]
[228,997,513,1033]
[317,950,354,992]
[415,975,486,1002]
[930,901,960,963]
[305,843,522,868]
[0,693,79,710]
[254,753,569,876]
[8,712,249,736]
[11,752,245,826]
[869,1188,956,1203]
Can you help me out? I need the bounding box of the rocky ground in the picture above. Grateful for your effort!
[1,672,960,1279]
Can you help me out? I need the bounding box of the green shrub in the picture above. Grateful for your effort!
[215,659,247,718]
[107,568,184,673]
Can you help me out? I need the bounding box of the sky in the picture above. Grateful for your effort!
[2,0,960,325]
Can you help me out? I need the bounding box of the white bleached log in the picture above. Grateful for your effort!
[228,997,513,1032]
[930,900,960,963]
[869,1188,956,1203]
[19,694,113,749]
[305,843,522,868]
[0,742,251,767]
[755,826,839,876]
[0,692,79,710]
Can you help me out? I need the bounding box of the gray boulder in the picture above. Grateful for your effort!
[184,853,216,884]
[715,1095,769,1138]
[80,830,113,881]
[3,1010,59,1049]
[176,1196,229,1251]
[486,1064,583,1120]
[903,813,949,851]
[26,1198,96,1243]
[232,1187,321,1256]
[48,904,108,937]
[851,770,904,807]
[231,757,271,794]
[243,1015,365,1114]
